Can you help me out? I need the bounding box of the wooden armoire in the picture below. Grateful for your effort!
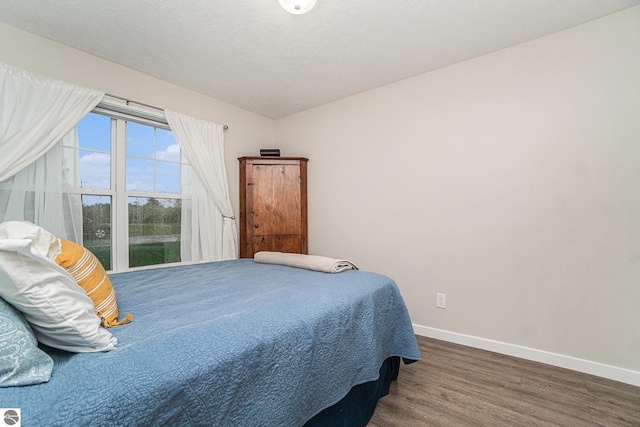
[238,157,308,258]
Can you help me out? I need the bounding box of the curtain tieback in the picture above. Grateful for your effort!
[222,215,236,220]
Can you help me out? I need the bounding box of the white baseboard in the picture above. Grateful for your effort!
[413,324,640,388]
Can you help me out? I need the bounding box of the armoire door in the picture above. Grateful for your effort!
[239,157,308,258]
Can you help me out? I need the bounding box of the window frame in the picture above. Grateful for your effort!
[75,97,187,273]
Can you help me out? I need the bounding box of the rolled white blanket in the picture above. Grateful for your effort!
[254,251,358,273]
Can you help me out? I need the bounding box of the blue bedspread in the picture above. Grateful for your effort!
[1,259,420,426]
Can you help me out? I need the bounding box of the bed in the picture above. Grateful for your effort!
[0,257,420,426]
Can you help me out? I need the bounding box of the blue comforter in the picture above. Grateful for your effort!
[1,259,420,426]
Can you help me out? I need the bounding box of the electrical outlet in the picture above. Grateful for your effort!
[436,293,446,309]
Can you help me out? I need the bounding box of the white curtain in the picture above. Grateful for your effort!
[165,110,237,261]
[0,63,103,239]
[0,131,83,241]
[0,62,104,182]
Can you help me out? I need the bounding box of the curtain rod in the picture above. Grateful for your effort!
[104,94,229,131]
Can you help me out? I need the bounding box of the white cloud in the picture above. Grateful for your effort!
[79,152,110,189]
[156,144,181,162]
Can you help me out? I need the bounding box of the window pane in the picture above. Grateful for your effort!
[82,195,112,271]
[128,197,181,268]
[77,113,111,152]
[126,157,154,191]
[126,122,154,158]
[79,150,110,189]
[156,129,179,158]
[156,162,180,194]
[72,113,112,190]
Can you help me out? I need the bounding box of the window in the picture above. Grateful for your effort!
[0,76,233,270]
[66,111,186,271]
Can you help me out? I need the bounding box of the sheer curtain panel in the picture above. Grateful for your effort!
[0,130,83,241]
[0,62,104,182]
[0,63,102,240]
[165,110,238,261]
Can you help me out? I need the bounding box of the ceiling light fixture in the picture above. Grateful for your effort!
[277,0,317,15]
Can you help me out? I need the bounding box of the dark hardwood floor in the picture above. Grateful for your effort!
[368,335,640,426]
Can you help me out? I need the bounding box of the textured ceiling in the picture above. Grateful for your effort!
[1,0,639,119]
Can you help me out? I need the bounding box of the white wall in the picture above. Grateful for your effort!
[0,22,274,218]
[275,6,640,375]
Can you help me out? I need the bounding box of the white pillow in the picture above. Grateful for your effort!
[0,220,60,259]
[0,223,116,353]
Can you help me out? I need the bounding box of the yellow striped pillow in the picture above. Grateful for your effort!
[55,238,131,328]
